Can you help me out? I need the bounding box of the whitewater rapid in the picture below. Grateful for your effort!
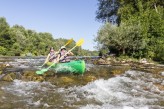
[1,70,164,109]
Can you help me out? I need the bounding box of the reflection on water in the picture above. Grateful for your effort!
[0,57,164,109]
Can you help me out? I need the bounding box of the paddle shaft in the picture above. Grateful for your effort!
[41,38,73,67]
[46,45,78,69]
[46,38,84,69]
[36,38,84,74]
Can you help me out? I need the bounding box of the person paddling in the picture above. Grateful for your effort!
[58,46,74,62]
[44,47,58,64]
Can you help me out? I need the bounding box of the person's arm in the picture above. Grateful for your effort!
[68,51,74,56]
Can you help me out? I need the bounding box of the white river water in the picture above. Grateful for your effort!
[0,70,164,109]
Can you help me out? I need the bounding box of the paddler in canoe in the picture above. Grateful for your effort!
[58,46,74,63]
[44,47,58,64]
[44,46,74,65]
[36,39,85,74]
[44,46,85,74]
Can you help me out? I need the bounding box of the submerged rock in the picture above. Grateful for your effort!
[2,73,15,81]
[112,70,123,76]
[60,77,74,83]
[84,75,97,82]
[93,58,111,65]
[154,83,164,91]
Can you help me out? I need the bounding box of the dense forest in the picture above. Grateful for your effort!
[0,17,98,56]
[95,0,164,62]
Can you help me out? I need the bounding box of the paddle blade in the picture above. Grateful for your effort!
[76,39,84,46]
[65,38,73,46]
[36,69,48,74]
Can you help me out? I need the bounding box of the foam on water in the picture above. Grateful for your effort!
[1,70,164,109]
[2,79,55,94]
[10,58,44,68]
[79,104,150,109]
[55,65,77,73]
[67,70,164,109]
[1,80,55,107]
[13,58,44,68]
[86,63,95,71]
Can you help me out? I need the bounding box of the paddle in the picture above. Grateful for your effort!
[36,38,84,74]
[39,38,73,68]
[64,38,73,47]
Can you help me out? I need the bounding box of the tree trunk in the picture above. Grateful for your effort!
[154,3,158,13]
[122,48,125,55]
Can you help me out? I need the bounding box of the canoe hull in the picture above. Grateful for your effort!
[47,60,86,74]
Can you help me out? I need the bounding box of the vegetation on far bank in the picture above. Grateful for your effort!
[0,17,98,56]
[95,0,164,62]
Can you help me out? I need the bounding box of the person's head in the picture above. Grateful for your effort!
[50,47,54,52]
[60,46,66,51]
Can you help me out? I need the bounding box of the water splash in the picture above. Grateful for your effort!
[68,70,164,109]
[55,65,77,73]
[1,80,55,108]
[1,70,164,109]
[60,71,164,109]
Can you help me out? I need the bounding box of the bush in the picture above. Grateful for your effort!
[154,45,164,62]
[0,46,6,55]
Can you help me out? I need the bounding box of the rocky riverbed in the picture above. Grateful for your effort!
[0,56,164,108]
[0,57,164,90]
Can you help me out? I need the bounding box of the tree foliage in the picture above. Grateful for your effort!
[95,0,164,61]
[96,0,119,23]
[0,17,97,56]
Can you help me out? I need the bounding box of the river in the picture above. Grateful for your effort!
[0,57,164,109]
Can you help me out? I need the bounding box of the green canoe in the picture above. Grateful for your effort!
[46,60,86,74]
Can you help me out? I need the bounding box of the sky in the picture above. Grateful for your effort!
[0,0,102,51]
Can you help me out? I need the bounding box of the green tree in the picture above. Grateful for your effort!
[0,17,98,56]
[96,0,119,23]
[95,0,164,61]
[0,17,14,52]
[0,46,6,55]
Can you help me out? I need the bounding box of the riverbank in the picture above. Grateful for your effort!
[95,56,164,71]
[95,56,164,91]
